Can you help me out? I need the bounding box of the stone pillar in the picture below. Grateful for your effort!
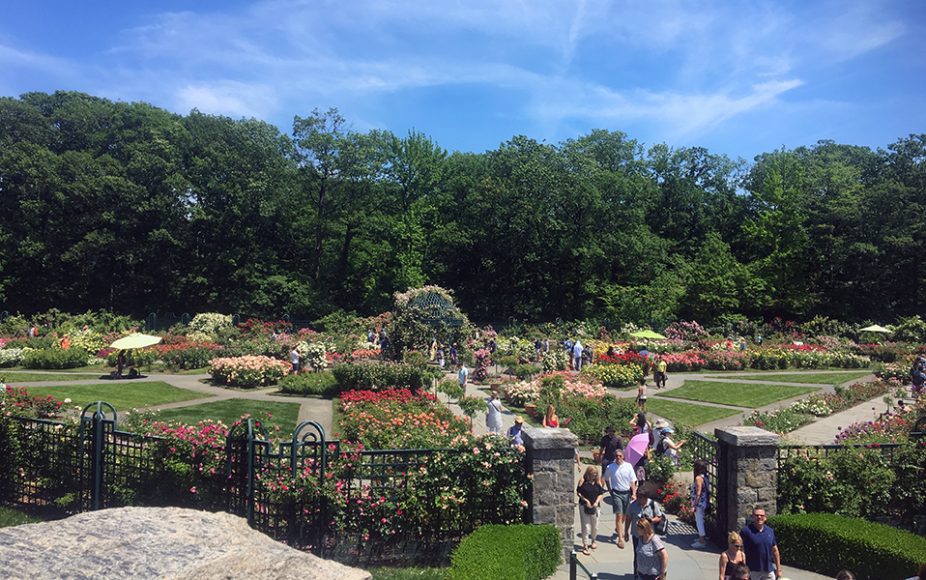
[715,426,780,533]
[521,425,577,562]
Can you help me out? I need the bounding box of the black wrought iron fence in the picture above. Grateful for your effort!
[0,403,530,565]
[687,431,726,544]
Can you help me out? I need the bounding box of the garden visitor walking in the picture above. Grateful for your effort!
[543,404,559,428]
[740,506,781,580]
[603,449,637,549]
[637,382,647,411]
[634,519,668,580]
[719,531,748,580]
[436,346,445,370]
[598,425,623,483]
[655,357,667,388]
[289,347,301,374]
[458,364,469,394]
[486,390,504,434]
[450,343,458,367]
[691,459,710,548]
[576,466,605,555]
[573,339,584,371]
[628,486,666,577]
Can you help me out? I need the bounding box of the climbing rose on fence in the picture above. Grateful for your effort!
[209,355,290,387]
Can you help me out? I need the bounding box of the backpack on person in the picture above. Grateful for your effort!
[648,502,669,536]
[656,438,667,455]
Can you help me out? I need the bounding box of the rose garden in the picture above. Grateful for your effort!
[1,288,925,579]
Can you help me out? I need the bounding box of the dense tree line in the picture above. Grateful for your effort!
[1,91,924,323]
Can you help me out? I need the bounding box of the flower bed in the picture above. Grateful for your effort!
[583,363,643,388]
[151,341,222,369]
[744,379,897,434]
[596,352,648,366]
[834,412,915,444]
[660,351,706,372]
[0,385,63,418]
[338,388,470,449]
[209,355,290,387]
[0,348,26,368]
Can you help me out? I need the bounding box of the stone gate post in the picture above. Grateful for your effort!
[715,426,780,534]
[521,425,577,561]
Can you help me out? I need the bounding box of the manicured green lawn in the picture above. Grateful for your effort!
[644,398,742,426]
[23,382,206,410]
[0,371,103,382]
[154,398,301,432]
[703,371,871,384]
[0,506,41,528]
[656,381,818,408]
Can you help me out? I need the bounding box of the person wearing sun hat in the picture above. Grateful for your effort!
[658,426,686,465]
[652,419,668,450]
[507,416,525,451]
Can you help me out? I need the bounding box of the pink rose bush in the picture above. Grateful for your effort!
[338,388,471,449]
[209,355,290,387]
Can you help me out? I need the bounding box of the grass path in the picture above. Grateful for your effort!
[655,380,818,408]
[21,381,207,410]
[154,398,301,431]
[702,371,871,384]
[644,398,742,426]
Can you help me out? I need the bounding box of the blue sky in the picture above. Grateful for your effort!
[2,0,924,160]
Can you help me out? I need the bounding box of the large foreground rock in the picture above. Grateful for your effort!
[0,507,372,580]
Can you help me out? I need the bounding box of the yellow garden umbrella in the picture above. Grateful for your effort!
[859,324,891,334]
[110,333,163,350]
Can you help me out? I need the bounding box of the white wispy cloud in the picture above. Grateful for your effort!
[530,78,804,138]
[0,42,70,75]
[0,0,911,147]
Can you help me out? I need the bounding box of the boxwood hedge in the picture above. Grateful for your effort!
[768,512,926,580]
[331,362,432,393]
[447,524,560,580]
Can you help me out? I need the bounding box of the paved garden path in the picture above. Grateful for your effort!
[3,370,334,436]
[5,366,892,447]
[548,508,830,580]
[446,369,884,446]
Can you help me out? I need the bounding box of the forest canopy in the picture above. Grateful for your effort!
[1,91,924,324]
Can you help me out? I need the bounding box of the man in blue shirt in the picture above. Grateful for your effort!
[740,506,781,580]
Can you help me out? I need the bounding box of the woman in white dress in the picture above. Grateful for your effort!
[486,390,504,434]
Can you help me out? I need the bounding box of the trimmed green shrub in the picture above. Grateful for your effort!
[332,362,430,392]
[278,371,338,397]
[768,513,926,580]
[447,524,560,580]
[777,448,896,519]
[21,348,89,369]
[505,363,538,380]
